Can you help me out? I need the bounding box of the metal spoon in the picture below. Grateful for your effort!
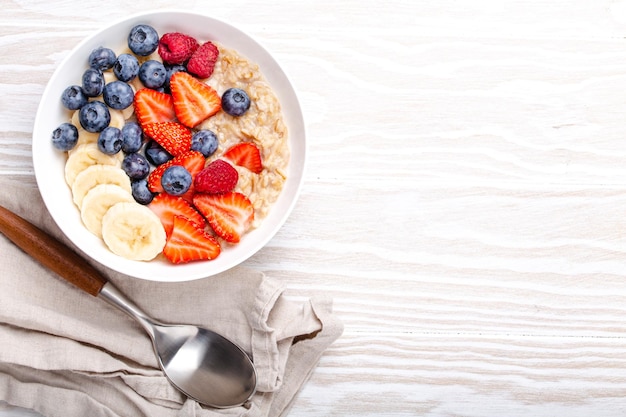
[0,204,257,408]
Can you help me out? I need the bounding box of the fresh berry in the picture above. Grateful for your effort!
[88,47,116,70]
[222,142,263,174]
[169,71,221,128]
[133,88,176,127]
[121,121,144,153]
[51,122,78,151]
[81,68,105,97]
[138,60,167,89]
[191,129,218,157]
[122,152,150,180]
[97,126,123,154]
[61,85,88,110]
[79,100,110,132]
[148,192,206,236]
[113,53,140,82]
[158,32,199,65]
[221,88,251,116]
[145,140,173,166]
[163,64,187,93]
[128,24,159,56]
[194,159,238,194]
[187,41,219,78]
[163,215,221,264]
[161,165,192,196]
[103,80,134,110]
[192,192,254,243]
[131,179,154,205]
[143,121,192,156]
[147,150,205,194]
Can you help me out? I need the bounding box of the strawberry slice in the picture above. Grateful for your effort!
[143,121,192,157]
[133,88,176,128]
[147,150,206,199]
[192,192,254,243]
[163,215,221,264]
[222,142,263,174]
[148,193,206,237]
[169,71,221,128]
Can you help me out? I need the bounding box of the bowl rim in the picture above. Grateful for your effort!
[32,10,306,281]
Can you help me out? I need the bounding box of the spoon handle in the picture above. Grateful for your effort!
[0,204,107,296]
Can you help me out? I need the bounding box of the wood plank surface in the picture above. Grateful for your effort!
[4,0,626,415]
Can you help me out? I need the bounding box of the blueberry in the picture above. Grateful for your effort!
[121,122,143,153]
[144,140,173,166]
[102,81,134,109]
[163,64,187,92]
[138,60,167,89]
[61,85,88,110]
[161,165,192,196]
[128,24,159,56]
[97,126,122,154]
[191,130,218,157]
[88,46,116,70]
[51,122,78,151]
[113,53,140,82]
[81,68,105,97]
[221,88,251,116]
[79,101,110,133]
[122,152,150,180]
[131,179,154,205]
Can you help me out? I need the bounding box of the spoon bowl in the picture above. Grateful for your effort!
[0,205,257,408]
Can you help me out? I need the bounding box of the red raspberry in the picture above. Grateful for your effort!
[158,33,199,65]
[194,159,238,194]
[187,41,219,79]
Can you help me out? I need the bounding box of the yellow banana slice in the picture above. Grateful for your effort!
[64,143,122,186]
[80,184,134,238]
[71,164,131,208]
[101,202,166,261]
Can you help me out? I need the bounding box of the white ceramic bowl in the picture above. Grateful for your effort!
[32,10,305,281]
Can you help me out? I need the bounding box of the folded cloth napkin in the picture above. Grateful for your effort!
[0,179,343,417]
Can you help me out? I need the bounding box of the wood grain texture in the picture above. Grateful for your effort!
[4,0,626,415]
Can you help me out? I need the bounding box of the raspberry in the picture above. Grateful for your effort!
[187,41,219,79]
[158,32,199,65]
[194,159,238,194]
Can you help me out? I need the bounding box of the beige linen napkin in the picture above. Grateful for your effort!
[0,179,343,417]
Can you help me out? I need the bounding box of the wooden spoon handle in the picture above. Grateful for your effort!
[0,204,107,296]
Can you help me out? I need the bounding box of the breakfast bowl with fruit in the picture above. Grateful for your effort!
[32,11,305,281]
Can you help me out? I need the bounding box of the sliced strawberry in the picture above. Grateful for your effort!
[194,159,238,194]
[169,71,221,128]
[147,150,206,197]
[143,121,192,157]
[133,88,176,128]
[148,193,206,237]
[192,192,254,243]
[163,215,221,264]
[222,142,263,174]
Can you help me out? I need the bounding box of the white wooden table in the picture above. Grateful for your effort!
[4,0,626,415]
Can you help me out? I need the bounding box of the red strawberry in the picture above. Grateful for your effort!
[148,193,207,237]
[194,159,238,194]
[158,32,199,65]
[222,142,263,174]
[133,88,176,128]
[163,215,221,264]
[192,192,254,243]
[187,41,219,78]
[143,122,192,156]
[148,150,206,196]
[170,71,221,128]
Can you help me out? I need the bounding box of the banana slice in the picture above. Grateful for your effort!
[80,184,134,238]
[64,143,122,186]
[101,202,166,261]
[108,108,126,129]
[71,164,132,208]
[75,129,99,147]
